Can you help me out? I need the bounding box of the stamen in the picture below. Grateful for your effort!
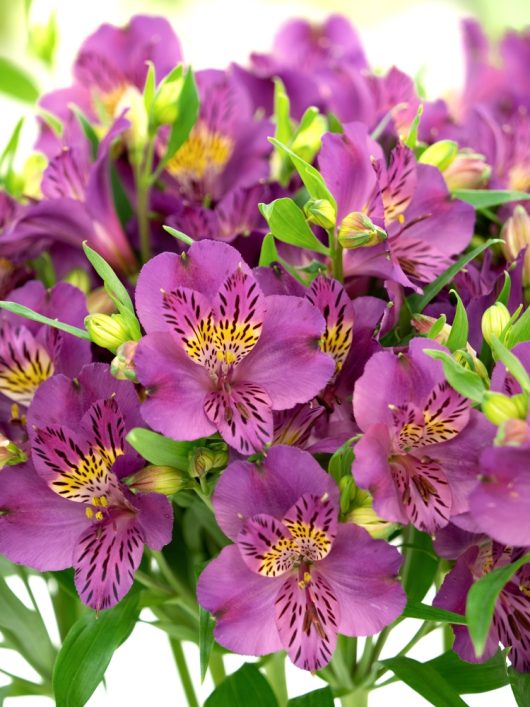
[85,507,94,519]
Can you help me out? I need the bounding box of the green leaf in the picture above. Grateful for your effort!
[259,198,329,255]
[407,239,503,314]
[199,606,215,682]
[381,656,468,707]
[28,11,58,67]
[268,137,336,208]
[426,650,508,694]
[143,61,156,114]
[287,686,334,706]
[163,224,194,246]
[496,271,511,308]
[161,67,199,166]
[0,301,90,340]
[273,78,294,146]
[453,189,530,209]
[0,118,24,177]
[402,602,467,624]
[71,107,100,160]
[0,57,39,103]
[446,290,469,353]
[405,104,423,149]
[328,438,355,483]
[126,427,193,471]
[508,666,530,707]
[402,529,439,603]
[259,233,280,267]
[424,349,486,403]
[507,306,530,347]
[204,664,278,707]
[53,591,139,707]
[489,336,530,393]
[466,552,530,657]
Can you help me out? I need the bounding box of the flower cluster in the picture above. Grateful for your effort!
[1,11,530,706]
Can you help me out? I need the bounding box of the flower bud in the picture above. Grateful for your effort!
[338,212,387,249]
[345,488,397,539]
[495,418,530,446]
[482,392,527,425]
[116,86,149,164]
[501,206,530,287]
[111,341,138,382]
[419,140,458,172]
[303,199,336,229]
[453,348,490,381]
[63,268,91,294]
[85,313,131,353]
[189,444,228,477]
[126,465,189,495]
[0,434,27,469]
[153,77,184,126]
[443,150,491,191]
[291,113,327,163]
[87,287,116,315]
[481,302,511,346]
[412,314,451,346]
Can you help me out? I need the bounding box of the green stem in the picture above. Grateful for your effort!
[136,178,151,264]
[209,651,226,687]
[151,551,197,610]
[170,639,200,707]
[264,652,288,707]
[340,686,369,707]
[327,228,344,282]
[355,636,373,682]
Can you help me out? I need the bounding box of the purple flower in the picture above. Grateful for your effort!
[197,445,405,670]
[434,534,530,672]
[0,281,91,407]
[0,364,173,610]
[352,338,494,533]
[134,240,335,454]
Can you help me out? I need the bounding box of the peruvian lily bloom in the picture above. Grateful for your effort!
[134,240,335,454]
[352,338,494,533]
[434,529,530,672]
[317,122,475,289]
[197,445,405,670]
[1,363,173,611]
[0,281,91,408]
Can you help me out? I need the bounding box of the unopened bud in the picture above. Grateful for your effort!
[153,78,184,126]
[453,349,489,380]
[482,392,527,425]
[419,140,458,172]
[481,303,511,346]
[291,113,327,163]
[189,444,228,478]
[87,287,116,315]
[338,212,387,249]
[346,488,397,539]
[85,313,131,353]
[412,313,451,346]
[495,418,530,446]
[64,268,91,294]
[111,341,138,381]
[127,465,188,495]
[116,86,149,164]
[443,150,491,191]
[501,206,530,287]
[304,199,336,229]
[0,434,27,469]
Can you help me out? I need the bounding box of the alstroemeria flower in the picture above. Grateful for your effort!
[352,338,494,533]
[197,445,405,671]
[434,529,530,672]
[134,240,335,454]
[0,281,91,408]
[2,364,173,611]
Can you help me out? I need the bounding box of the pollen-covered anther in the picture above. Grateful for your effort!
[85,507,94,519]
[298,571,312,589]
[95,511,104,521]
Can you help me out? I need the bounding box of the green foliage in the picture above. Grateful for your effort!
[402,602,467,624]
[204,664,278,707]
[0,57,39,102]
[424,349,487,403]
[287,687,334,706]
[446,290,469,352]
[453,189,530,209]
[426,650,509,694]
[0,300,90,340]
[381,656,468,706]
[259,198,329,255]
[126,427,194,471]
[402,528,439,603]
[158,66,199,168]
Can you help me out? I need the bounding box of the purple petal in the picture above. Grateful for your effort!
[237,514,296,576]
[135,492,173,550]
[0,324,54,405]
[161,287,215,367]
[282,493,338,561]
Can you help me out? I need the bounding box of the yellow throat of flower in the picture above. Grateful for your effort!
[165,122,233,181]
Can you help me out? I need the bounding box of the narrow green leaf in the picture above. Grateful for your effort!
[143,61,156,113]
[273,78,293,146]
[163,224,194,246]
[71,107,99,160]
[126,428,193,470]
[467,552,530,657]
[268,137,336,208]
[405,104,423,149]
[508,666,530,707]
[0,301,90,340]
[507,306,530,347]
[82,242,134,312]
[259,199,329,255]
[496,271,511,308]
[53,591,139,707]
[403,529,439,603]
[288,686,334,706]
[259,233,280,267]
[402,602,467,624]
[204,664,278,707]
[426,650,508,694]
[453,189,530,209]
[0,57,39,103]
[407,239,503,314]
[424,349,486,403]
[0,118,24,175]
[381,656,468,707]
[426,314,447,340]
[199,607,215,682]
[489,336,530,393]
[446,290,469,353]
[162,67,199,165]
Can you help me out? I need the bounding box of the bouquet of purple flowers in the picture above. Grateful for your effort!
[1,12,530,707]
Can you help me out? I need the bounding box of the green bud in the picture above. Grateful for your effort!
[501,206,530,288]
[189,444,228,477]
[303,199,336,229]
[116,87,149,164]
[419,140,458,172]
[153,78,184,126]
[111,341,139,382]
[453,349,490,381]
[481,302,511,346]
[63,268,91,294]
[338,212,387,249]
[0,434,27,469]
[290,113,327,163]
[126,465,189,495]
[85,313,131,353]
[482,392,527,425]
[443,150,491,191]
[345,488,397,539]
